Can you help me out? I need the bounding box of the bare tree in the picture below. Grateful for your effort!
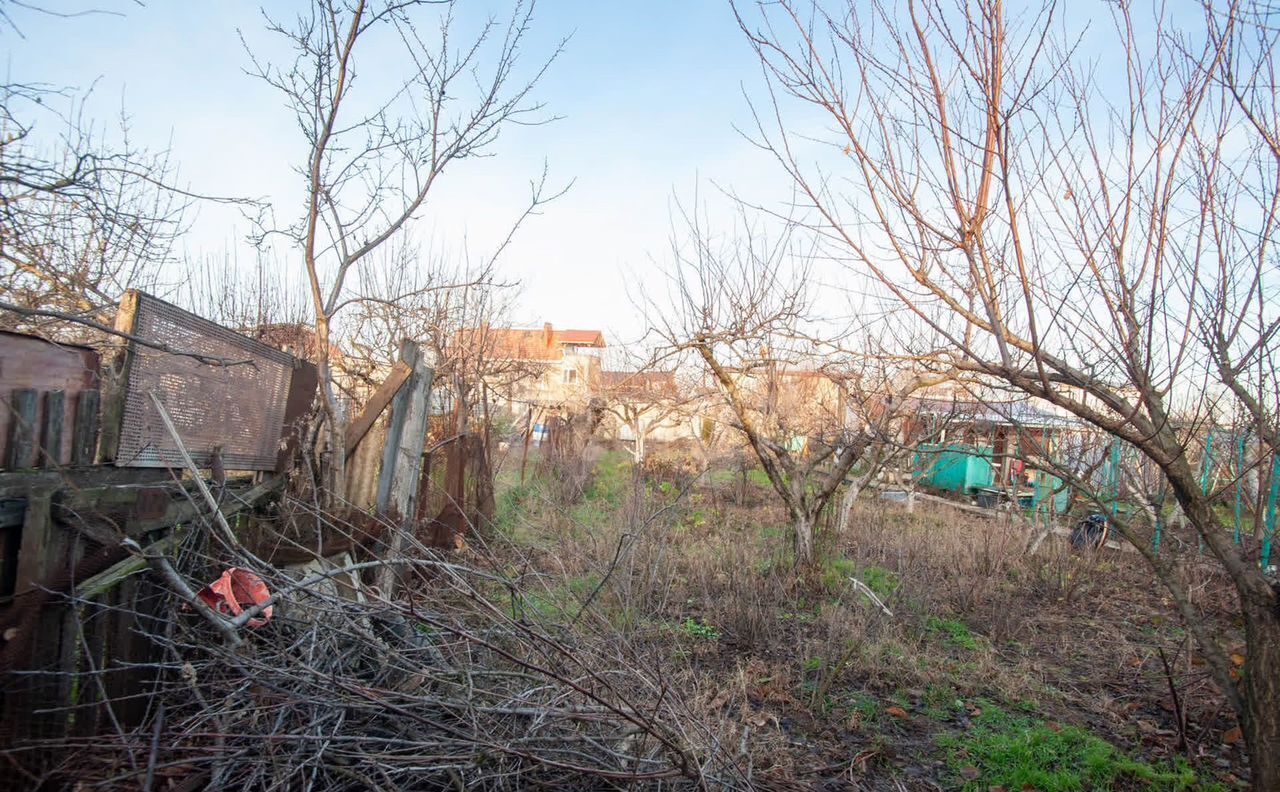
[244,0,562,495]
[598,346,696,465]
[650,206,947,570]
[734,0,1280,783]
[0,74,188,338]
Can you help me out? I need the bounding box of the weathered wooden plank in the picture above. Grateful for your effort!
[375,342,434,597]
[54,476,273,540]
[8,487,73,739]
[1,508,20,599]
[6,389,38,469]
[103,575,139,720]
[13,488,56,597]
[52,533,89,735]
[96,290,140,464]
[344,360,411,459]
[40,390,65,468]
[0,498,23,528]
[376,342,420,514]
[0,468,167,500]
[72,600,109,737]
[276,359,318,472]
[71,389,100,467]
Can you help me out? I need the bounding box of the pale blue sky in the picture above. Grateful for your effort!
[5,1,790,344]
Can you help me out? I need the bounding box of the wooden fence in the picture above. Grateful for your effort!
[0,293,503,784]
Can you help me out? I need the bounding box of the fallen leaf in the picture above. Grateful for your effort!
[959,765,980,780]
[1223,726,1242,745]
[1231,653,1246,667]
[885,706,909,719]
[1045,721,1062,732]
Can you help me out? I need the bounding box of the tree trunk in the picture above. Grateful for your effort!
[793,513,816,569]
[836,480,861,536]
[313,314,346,505]
[1242,603,1280,792]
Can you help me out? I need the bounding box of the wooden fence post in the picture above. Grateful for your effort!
[40,390,64,468]
[374,341,434,598]
[6,389,38,469]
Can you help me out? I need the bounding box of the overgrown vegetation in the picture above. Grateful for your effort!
[490,446,1246,788]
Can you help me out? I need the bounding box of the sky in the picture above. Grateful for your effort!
[4,0,796,347]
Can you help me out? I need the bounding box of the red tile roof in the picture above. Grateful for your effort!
[451,324,606,361]
[602,370,678,397]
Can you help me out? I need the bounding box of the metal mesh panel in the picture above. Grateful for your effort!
[115,295,297,470]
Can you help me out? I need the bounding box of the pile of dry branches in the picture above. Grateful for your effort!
[20,500,737,790]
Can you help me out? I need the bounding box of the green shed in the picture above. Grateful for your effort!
[915,444,995,494]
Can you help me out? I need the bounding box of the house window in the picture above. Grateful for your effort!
[563,369,578,383]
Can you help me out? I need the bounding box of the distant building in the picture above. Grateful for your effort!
[451,323,607,417]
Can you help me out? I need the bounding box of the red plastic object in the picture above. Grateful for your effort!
[196,568,273,628]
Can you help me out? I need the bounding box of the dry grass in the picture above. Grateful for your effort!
[489,447,1248,789]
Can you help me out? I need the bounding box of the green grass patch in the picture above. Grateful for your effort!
[858,565,899,599]
[846,691,880,726]
[676,617,720,640]
[582,450,631,506]
[922,682,964,720]
[819,555,859,590]
[512,574,600,623]
[494,480,540,542]
[940,702,1204,791]
[926,616,981,651]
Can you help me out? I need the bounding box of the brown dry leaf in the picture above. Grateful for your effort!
[1127,656,1143,668]
[1223,726,1243,745]
[1045,721,1062,732]
[885,706,909,719]
[959,766,980,780]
